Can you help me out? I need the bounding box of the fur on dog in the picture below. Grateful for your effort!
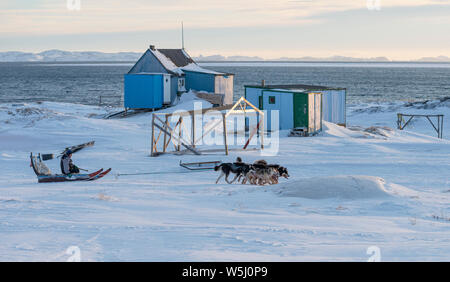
[242,161,290,185]
[214,157,252,184]
[215,157,289,185]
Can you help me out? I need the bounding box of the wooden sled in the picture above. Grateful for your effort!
[179,160,221,171]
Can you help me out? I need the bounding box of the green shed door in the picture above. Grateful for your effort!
[293,93,308,128]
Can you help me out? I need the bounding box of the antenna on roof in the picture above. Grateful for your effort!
[181,21,185,50]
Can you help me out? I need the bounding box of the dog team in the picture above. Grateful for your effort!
[214,157,289,185]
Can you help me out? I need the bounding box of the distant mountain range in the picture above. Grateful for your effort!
[0,50,142,62]
[194,54,450,62]
[0,50,449,63]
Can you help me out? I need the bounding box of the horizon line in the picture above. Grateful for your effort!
[1,49,450,63]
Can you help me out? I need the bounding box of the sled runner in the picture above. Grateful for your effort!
[179,160,221,171]
[30,153,110,183]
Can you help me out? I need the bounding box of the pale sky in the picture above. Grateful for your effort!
[1,0,450,60]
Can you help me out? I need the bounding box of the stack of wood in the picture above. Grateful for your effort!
[194,91,225,106]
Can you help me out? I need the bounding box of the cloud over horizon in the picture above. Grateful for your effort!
[1,0,449,60]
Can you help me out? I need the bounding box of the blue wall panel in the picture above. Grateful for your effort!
[262,90,294,130]
[184,71,215,93]
[245,87,263,109]
[124,74,163,109]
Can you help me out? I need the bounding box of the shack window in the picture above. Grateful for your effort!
[269,96,276,104]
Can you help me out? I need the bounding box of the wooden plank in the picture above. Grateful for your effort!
[222,113,228,155]
[260,114,264,150]
[153,130,162,152]
[153,104,233,117]
[154,114,190,151]
[153,123,201,155]
[243,119,262,150]
[178,117,183,151]
[151,115,155,156]
[191,112,196,148]
[163,115,168,153]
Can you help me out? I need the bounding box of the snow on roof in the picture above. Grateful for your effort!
[147,47,230,76]
[181,49,191,60]
[269,88,307,93]
[149,49,179,73]
[133,72,170,75]
[180,63,223,75]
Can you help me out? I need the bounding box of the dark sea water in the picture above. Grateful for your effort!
[0,61,449,106]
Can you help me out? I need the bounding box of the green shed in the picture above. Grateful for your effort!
[245,86,322,133]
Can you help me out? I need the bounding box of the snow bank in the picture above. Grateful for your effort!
[321,121,395,139]
[154,91,213,114]
[276,175,391,200]
[0,102,110,128]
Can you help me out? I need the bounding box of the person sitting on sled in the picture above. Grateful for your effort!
[60,150,80,175]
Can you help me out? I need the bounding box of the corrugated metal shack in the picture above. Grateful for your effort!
[245,83,346,128]
[245,85,323,133]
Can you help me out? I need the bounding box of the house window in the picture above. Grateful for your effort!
[269,96,276,104]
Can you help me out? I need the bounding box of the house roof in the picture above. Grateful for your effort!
[129,46,233,76]
[245,84,346,91]
[158,49,195,67]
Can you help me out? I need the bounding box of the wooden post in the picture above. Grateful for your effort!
[163,115,168,153]
[260,112,264,149]
[191,112,196,148]
[437,115,443,139]
[222,113,228,155]
[178,117,183,151]
[151,114,155,156]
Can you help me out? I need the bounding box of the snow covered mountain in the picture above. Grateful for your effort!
[0,50,142,62]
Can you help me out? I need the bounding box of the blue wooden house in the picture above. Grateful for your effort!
[124,45,234,109]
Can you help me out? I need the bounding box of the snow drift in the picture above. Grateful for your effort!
[276,175,391,200]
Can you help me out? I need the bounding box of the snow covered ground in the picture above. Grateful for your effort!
[0,95,449,261]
